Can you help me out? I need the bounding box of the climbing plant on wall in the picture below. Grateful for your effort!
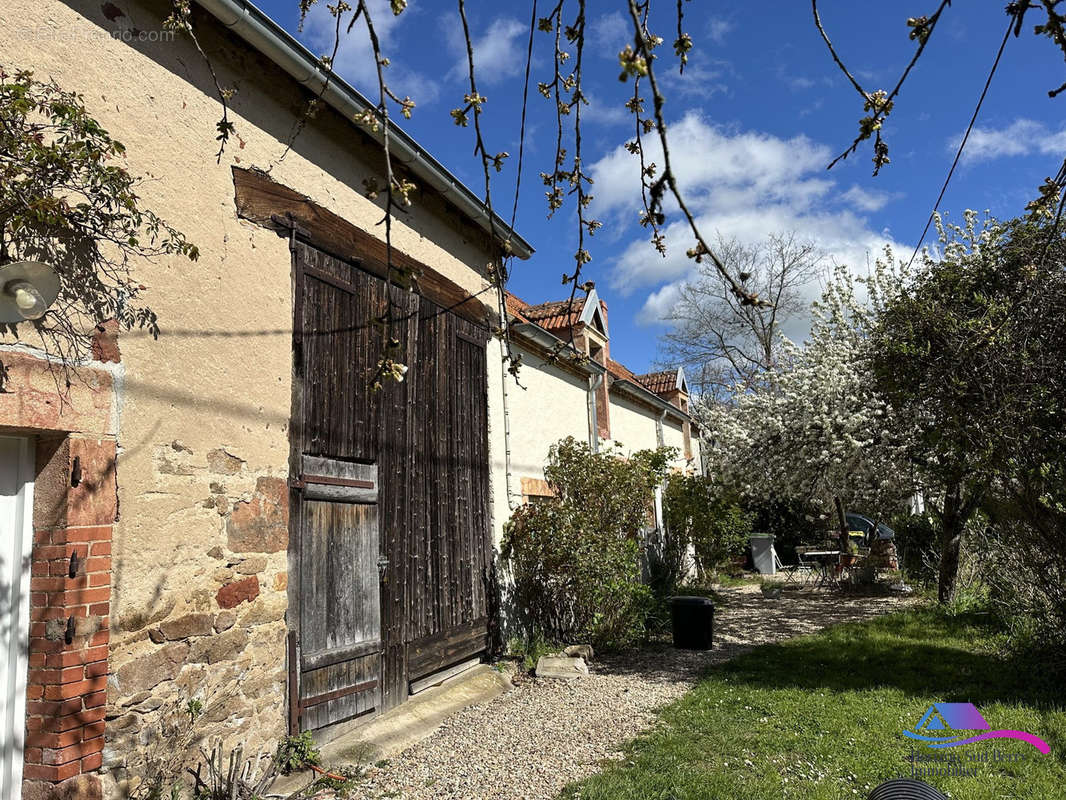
[0,68,199,373]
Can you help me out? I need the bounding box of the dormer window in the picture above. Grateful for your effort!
[589,305,606,335]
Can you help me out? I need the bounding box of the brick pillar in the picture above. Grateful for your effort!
[24,437,116,793]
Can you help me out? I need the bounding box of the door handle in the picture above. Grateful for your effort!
[377,557,389,583]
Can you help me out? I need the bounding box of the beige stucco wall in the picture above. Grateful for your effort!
[486,338,592,546]
[604,394,662,457]
[606,394,692,473]
[486,353,701,547]
[662,417,687,466]
[4,0,498,789]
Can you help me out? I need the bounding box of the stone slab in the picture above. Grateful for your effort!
[301,664,511,779]
[563,644,594,661]
[535,655,589,679]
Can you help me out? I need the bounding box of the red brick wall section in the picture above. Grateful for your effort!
[24,436,116,793]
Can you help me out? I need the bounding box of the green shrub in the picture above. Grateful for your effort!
[974,512,1066,671]
[662,475,752,583]
[275,731,321,775]
[890,512,940,584]
[501,437,671,650]
[506,633,558,673]
[743,497,823,565]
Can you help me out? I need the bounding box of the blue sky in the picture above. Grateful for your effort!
[256,0,1064,373]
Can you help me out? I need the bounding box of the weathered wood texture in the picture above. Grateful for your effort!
[300,455,377,503]
[407,617,489,680]
[233,166,495,326]
[298,497,381,730]
[291,241,492,729]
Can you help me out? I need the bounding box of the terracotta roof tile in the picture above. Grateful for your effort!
[519,298,586,331]
[606,358,639,383]
[504,292,590,331]
[504,291,532,322]
[508,292,688,411]
[636,370,679,394]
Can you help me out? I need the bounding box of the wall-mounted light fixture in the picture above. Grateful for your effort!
[0,261,61,322]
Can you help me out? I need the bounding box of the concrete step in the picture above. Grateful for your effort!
[272,662,513,794]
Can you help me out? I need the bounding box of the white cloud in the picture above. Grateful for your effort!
[588,113,905,324]
[799,97,826,118]
[953,118,1066,163]
[593,115,833,221]
[299,0,438,104]
[590,11,629,55]
[582,95,631,127]
[445,17,527,86]
[662,60,731,99]
[841,185,899,212]
[708,18,734,44]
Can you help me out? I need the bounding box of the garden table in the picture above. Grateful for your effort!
[803,550,842,589]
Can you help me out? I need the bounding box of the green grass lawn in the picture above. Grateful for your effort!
[563,607,1066,799]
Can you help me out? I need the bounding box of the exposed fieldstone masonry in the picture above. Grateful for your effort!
[2,338,291,799]
[2,0,524,794]
[100,442,290,797]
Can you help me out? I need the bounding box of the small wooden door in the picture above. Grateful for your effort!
[0,437,34,800]
[296,456,382,730]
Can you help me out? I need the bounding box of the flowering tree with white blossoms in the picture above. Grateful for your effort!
[872,211,1050,603]
[705,255,918,535]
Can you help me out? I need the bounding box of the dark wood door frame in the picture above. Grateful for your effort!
[285,231,495,734]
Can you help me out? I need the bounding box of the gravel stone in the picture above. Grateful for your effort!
[348,585,915,799]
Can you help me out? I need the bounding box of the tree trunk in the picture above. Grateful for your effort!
[937,484,965,604]
[834,496,849,553]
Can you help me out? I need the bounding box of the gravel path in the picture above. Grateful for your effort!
[344,585,914,800]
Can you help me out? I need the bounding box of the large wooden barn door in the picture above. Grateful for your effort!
[290,239,492,732]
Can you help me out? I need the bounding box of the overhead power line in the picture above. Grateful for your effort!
[905,12,1015,270]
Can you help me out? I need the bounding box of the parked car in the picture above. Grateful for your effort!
[846,513,895,545]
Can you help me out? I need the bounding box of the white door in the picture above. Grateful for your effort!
[0,437,34,800]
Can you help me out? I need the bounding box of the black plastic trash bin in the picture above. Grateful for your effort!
[868,779,947,800]
[670,595,714,650]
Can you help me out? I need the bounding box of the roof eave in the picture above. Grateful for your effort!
[195,0,534,260]
[509,322,606,377]
[610,378,690,422]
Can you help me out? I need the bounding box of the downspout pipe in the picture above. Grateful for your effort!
[654,408,668,532]
[496,301,518,512]
[587,373,603,453]
[195,0,534,260]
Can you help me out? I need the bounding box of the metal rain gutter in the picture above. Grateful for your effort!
[195,0,535,260]
[509,323,606,376]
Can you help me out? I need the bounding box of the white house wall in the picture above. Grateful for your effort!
[607,395,681,467]
[486,339,592,546]
[662,417,689,468]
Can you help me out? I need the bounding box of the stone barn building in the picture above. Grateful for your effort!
[0,0,533,797]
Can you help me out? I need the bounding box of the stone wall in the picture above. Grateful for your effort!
[101,445,291,795]
[2,0,501,794]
